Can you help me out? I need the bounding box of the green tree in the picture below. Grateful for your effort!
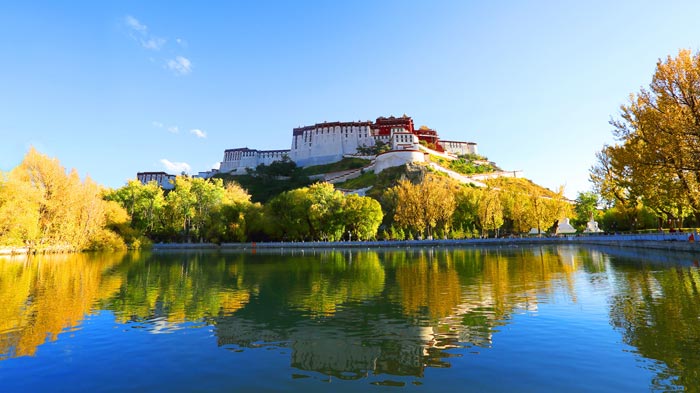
[573,191,600,229]
[266,188,312,241]
[306,183,345,241]
[162,176,229,242]
[217,182,254,242]
[343,194,383,240]
[189,177,226,242]
[106,179,166,235]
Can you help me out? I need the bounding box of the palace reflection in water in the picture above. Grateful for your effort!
[0,246,698,391]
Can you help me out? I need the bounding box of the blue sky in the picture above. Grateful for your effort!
[2,1,699,198]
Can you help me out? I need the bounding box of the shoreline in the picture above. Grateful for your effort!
[4,233,699,256]
[150,233,700,253]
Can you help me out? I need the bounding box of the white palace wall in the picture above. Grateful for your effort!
[374,150,426,173]
[290,124,376,167]
[439,141,478,156]
[220,149,290,174]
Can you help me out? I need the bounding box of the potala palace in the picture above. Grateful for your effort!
[218,115,476,174]
[138,115,520,188]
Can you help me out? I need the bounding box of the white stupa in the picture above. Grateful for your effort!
[583,218,603,233]
[528,228,545,236]
[555,218,576,235]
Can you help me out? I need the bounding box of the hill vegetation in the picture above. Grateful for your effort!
[214,157,313,203]
[301,157,370,176]
[429,154,497,175]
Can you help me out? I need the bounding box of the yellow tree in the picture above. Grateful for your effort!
[476,188,504,237]
[5,148,117,250]
[218,181,253,242]
[343,194,383,240]
[392,179,426,238]
[421,175,458,238]
[0,172,40,246]
[500,189,532,234]
[599,49,700,225]
[453,186,481,237]
[392,174,457,239]
[12,148,75,247]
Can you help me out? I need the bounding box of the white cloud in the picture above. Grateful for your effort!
[124,15,166,50]
[160,159,191,174]
[190,129,206,138]
[166,56,192,76]
[124,15,193,75]
[167,126,179,134]
[142,37,166,50]
[125,15,147,33]
[152,121,164,128]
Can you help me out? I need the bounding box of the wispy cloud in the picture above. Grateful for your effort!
[166,56,192,76]
[124,15,193,76]
[190,129,206,138]
[142,37,166,50]
[160,159,191,174]
[153,121,180,134]
[124,15,166,51]
[125,15,147,33]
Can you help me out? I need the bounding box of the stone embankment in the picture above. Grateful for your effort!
[0,247,31,255]
[0,245,76,255]
[150,233,700,252]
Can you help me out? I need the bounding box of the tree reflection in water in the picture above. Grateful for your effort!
[607,252,700,391]
[1,246,698,390]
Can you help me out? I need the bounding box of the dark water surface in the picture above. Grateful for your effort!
[1,246,699,392]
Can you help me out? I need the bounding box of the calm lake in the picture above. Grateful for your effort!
[1,246,699,392]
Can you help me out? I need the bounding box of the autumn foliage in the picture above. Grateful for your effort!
[0,148,127,251]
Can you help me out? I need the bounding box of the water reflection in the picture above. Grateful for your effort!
[605,249,700,391]
[0,252,126,359]
[0,246,699,390]
[99,252,254,324]
[214,247,587,379]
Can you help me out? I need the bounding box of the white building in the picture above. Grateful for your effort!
[290,121,377,167]
[390,131,420,151]
[137,172,176,190]
[219,148,291,174]
[196,169,219,179]
[439,140,478,156]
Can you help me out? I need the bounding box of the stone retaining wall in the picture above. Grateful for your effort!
[149,233,700,252]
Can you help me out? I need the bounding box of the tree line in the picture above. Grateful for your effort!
[1,148,578,250]
[102,168,572,244]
